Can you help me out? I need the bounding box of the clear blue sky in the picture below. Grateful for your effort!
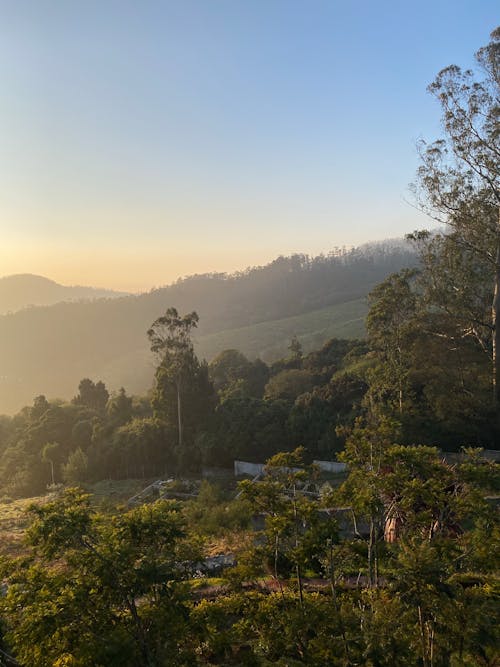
[0,0,497,290]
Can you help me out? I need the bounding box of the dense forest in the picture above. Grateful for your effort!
[0,26,498,667]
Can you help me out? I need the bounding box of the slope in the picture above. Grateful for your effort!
[0,274,127,315]
[194,297,367,362]
[0,242,416,414]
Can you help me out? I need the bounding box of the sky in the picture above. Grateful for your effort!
[0,1,497,292]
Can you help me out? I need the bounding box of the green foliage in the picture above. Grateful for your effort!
[0,489,194,666]
[288,335,303,362]
[366,258,500,447]
[263,369,316,401]
[148,308,216,472]
[183,481,251,536]
[102,416,170,479]
[62,448,88,484]
[106,387,133,426]
[30,395,50,422]
[239,448,338,592]
[209,397,290,466]
[209,349,269,400]
[367,269,419,416]
[410,26,500,422]
[0,441,498,666]
[72,378,109,412]
[289,373,367,458]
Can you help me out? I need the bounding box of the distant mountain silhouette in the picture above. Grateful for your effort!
[0,274,127,315]
[0,241,418,414]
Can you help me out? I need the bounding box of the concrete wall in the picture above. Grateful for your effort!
[234,461,265,477]
[235,459,347,476]
[313,460,347,473]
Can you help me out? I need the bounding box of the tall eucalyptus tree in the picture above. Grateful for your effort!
[413,27,500,403]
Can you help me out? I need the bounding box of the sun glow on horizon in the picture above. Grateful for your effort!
[1,3,495,291]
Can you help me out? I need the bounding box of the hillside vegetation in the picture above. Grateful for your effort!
[195,297,366,361]
[0,242,415,413]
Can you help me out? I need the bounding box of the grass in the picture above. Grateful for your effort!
[85,478,153,502]
[0,481,153,558]
[0,494,54,557]
[187,577,229,590]
[195,297,367,362]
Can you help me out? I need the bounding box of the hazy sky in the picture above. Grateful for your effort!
[0,1,497,291]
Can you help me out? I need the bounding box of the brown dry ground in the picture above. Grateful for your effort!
[0,482,253,561]
[0,481,146,559]
[0,494,55,558]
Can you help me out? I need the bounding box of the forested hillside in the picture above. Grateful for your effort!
[196,297,367,361]
[0,241,416,413]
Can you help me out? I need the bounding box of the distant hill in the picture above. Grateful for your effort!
[0,274,127,314]
[0,241,417,413]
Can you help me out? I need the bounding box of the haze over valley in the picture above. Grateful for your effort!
[0,240,416,413]
[0,273,127,315]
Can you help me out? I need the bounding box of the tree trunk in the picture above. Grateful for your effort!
[492,215,500,407]
[368,516,376,587]
[274,532,285,601]
[292,486,304,611]
[176,380,183,451]
[397,337,403,414]
[428,619,435,667]
[126,594,152,667]
[328,541,351,665]
[418,605,430,667]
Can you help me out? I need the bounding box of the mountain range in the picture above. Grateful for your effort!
[0,241,417,414]
[0,274,127,315]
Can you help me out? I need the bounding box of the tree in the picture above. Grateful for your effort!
[108,417,170,479]
[30,395,50,422]
[264,368,316,401]
[147,308,199,453]
[209,349,251,393]
[72,378,109,412]
[413,27,500,404]
[41,441,61,486]
[148,308,215,471]
[62,448,89,484]
[209,349,269,400]
[211,397,289,465]
[0,489,195,666]
[289,373,367,458]
[71,419,94,449]
[238,449,335,609]
[367,269,419,415]
[288,335,303,363]
[365,258,498,447]
[338,417,400,587]
[106,387,133,426]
